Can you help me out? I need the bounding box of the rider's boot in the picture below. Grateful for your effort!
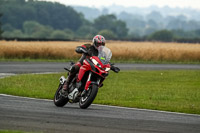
[62,65,80,95]
[62,81,70,95]
[62,73,74,95]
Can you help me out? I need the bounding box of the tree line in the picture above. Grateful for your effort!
[0,0,128,40]
[0,0,200,43]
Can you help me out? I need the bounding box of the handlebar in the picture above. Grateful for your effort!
[111,65,120,73]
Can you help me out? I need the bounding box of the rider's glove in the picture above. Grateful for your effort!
[111,65,120,73]
[75,46,88,54]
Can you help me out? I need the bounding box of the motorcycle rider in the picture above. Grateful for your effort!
[62,35,105,93]
[62,35,119,94]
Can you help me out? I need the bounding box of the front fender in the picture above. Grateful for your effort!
[84,81,100,91]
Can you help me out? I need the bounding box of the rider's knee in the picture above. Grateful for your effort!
[71,64,80,74]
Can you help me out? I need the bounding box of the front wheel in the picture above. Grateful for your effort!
[79,84,98,109]
[54,84,69,107]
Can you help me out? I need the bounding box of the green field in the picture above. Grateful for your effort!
[0,70,200,114]
[0,130,36,133]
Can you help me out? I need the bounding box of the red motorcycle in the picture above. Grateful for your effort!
[54,46,120,109]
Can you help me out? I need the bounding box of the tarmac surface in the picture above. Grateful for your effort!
[0,62,200,133]
[0,94,200,133]
[0,62,200,74]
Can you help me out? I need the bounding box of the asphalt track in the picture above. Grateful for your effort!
[0,62,200,74]
[0,94,200,133]
[0,62,200,133]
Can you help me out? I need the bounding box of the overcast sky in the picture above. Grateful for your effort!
[43,0,200,10]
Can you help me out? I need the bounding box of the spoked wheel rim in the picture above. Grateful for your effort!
[55,86,63,102]
[80,88,91,103]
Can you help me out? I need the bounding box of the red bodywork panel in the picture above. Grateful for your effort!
[77,56,110,91]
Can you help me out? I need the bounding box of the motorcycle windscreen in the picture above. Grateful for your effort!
[97,46,112,65]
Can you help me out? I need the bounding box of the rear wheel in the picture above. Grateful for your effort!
[79,84,98,109]
[54,84,69,107]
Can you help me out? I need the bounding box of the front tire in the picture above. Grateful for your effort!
[54,84,69,107]
[79,84,98,109]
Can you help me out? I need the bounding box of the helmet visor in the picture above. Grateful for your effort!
[96,43,102,47]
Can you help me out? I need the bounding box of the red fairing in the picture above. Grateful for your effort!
[77,59,91,82]
[77,56,111,91]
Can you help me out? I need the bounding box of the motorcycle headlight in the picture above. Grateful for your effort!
[91,59,98,65]
[91,59,102,68]
[105,68,110,71]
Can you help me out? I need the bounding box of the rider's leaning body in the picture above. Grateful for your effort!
[62,35,106,93]
[62,35,119,94]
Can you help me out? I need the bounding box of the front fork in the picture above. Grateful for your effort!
[84,72,101,91]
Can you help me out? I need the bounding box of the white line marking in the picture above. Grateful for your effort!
[0,73,16,79]
[29,72,60,75]
[93,104,200,117]
[0,72,60,79]
[0,94,199,117]
[0,73,16,76]
[0,94,52,102]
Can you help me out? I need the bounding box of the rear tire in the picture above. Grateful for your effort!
[54,84,69,107]
[79,84,98,109]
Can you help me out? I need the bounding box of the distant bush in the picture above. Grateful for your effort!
[148,30,174,42]
[50,30,73,40]
[98,29,117,40]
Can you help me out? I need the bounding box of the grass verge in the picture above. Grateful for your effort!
[0,58,200,64]
[0,130,38,133]
[0,70,199,114]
